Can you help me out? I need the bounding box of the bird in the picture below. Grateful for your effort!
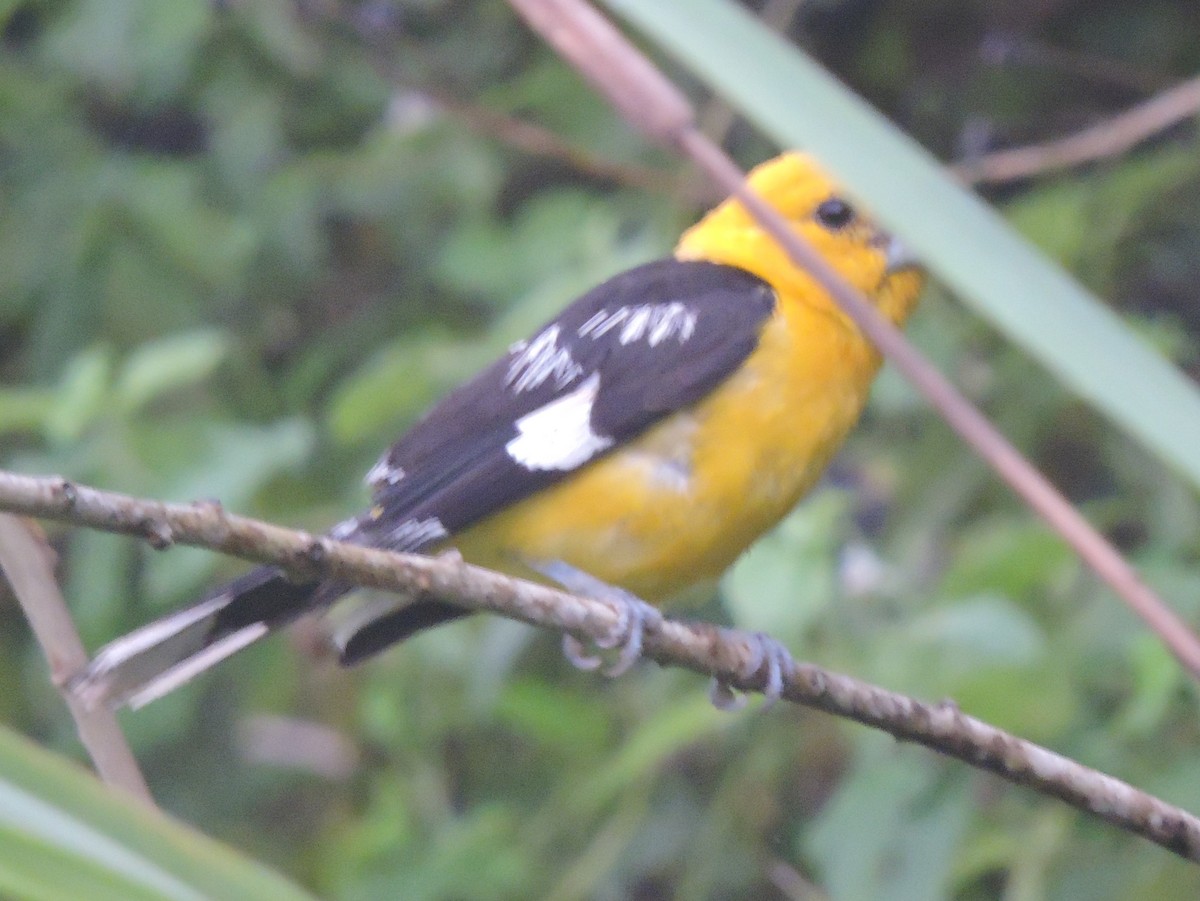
[73,153,924,710]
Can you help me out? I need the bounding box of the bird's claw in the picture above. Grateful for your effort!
[535,560,661,677]
[708,678,747,711]
[562,634,604,671]
[709,631,794,711]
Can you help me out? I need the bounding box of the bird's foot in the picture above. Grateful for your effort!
[709,631,793,711]
[533,560,662,677]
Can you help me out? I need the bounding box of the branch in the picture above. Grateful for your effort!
[1,469,1199,862]
[953,73,1200,185]
[0,515,155,806]
[504,0,1200,682]
[423,92,719,206]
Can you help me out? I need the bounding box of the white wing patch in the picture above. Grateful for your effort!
[577,302,697,347]
[365,458,405,489]
[506,372,613,471]
[506,326,583,393]
[329,516,360,540]
[387,516,449,549]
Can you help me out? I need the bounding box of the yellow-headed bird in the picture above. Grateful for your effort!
[78,154,923,708]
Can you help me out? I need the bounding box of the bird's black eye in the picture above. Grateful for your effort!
[815,197,855,231]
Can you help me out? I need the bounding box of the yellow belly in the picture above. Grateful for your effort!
[451,301,881,603]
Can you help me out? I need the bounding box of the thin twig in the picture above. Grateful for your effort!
[0,515,155,805]
[428,92,712,203]
[0,470,1197,861]
[505,0,1200,681]
[953,72,1200,185]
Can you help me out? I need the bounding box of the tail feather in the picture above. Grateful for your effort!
[71,567,329,710]
[332,596,469,665]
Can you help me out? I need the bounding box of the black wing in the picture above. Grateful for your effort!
[353,258,775,549]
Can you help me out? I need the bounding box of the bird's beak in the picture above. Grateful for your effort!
[881,232,921,274]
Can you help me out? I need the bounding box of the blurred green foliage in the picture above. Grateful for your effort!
[2,0,1200,898]
[0,724,315,900]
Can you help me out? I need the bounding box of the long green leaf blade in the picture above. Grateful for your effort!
[0,726,314,901]
[605,0,1200,491]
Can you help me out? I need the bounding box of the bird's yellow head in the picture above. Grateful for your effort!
[674,153,923,329]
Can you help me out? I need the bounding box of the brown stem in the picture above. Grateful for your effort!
[954,73,1200,185]
[0,515,155,806]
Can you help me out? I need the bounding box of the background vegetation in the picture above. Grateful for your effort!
[3,0,1200,898]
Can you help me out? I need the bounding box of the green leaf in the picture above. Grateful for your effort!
[723,491,848,638]
[604,0,1200,492]
[150,417,314,506]
[494,678,613,755]
[0,725,314,901]
[939,518,1075,600]
[118,165,258,290]
[113,330,229,416]
[45,345,113,444]
[1113,634,1182,738]
[903,594,1045,668]
[573,695,733,816]
[0,387,55,437]
[326,336,483,447]
[804,737,968,901]
[42,0,212,101]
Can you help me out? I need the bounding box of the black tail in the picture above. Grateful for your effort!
[71,567,337,710]
[334,597,470,665]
